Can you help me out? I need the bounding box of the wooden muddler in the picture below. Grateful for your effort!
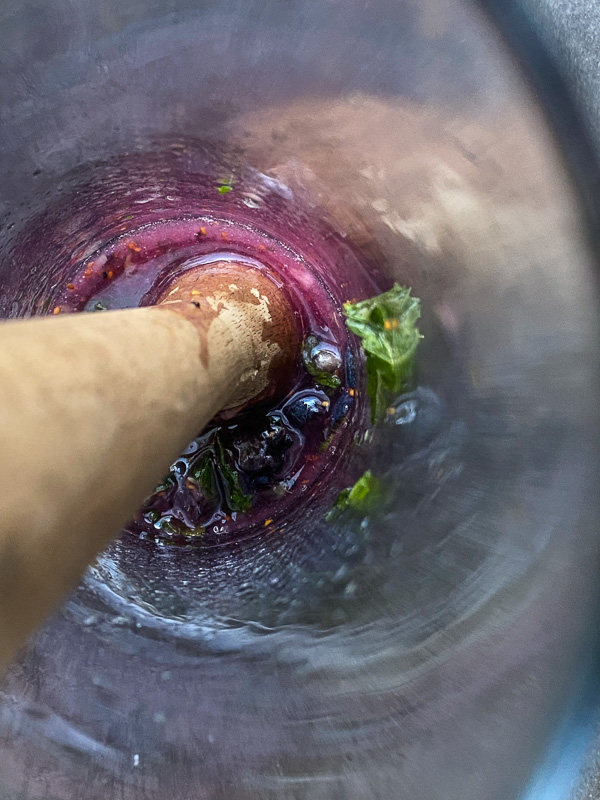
[0,262,297,668]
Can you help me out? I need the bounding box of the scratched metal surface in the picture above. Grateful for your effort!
[497,2,600,796]
[513,2,600,797]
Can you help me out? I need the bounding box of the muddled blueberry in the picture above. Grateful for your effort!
[313,348,342,373]
[285,392,329,428]
[329,390,354,429]
[234,416,293,476]
[389,399,418,426]
[170,480,213,527]
[236,437,276,475]
[302,335,342,389]
[251,475,274,490]
[345,349,356,389]
[383,387,445,456]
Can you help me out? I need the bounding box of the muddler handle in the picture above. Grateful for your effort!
[0,263,296,667]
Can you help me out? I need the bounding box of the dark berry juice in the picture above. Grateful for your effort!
[8,145,384,547]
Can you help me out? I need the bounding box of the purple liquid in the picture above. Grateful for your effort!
[7,146,385,547]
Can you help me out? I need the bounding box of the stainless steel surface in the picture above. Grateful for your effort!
[520,0,600,153]
[511,1,600,796]
[0,1,599,799]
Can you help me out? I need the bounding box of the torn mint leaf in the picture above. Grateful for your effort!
[325,470,382,521]
[192,453,217,499]
[215,438,252,513]
[343,284,422,423]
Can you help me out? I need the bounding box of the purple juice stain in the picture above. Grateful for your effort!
[7,145,385,548]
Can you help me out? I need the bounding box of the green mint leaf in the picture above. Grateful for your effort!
[215,438,252,513]
[343,284,422,423]
[217,175,235,194]
[193,453,217,498]
[325,470,382,521]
